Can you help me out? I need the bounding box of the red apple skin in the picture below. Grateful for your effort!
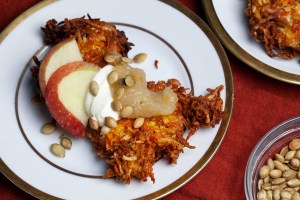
[39,37,82,96]
[44,61,98,137]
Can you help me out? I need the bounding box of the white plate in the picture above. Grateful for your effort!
[0,0,233,199]
[203,0,300,85]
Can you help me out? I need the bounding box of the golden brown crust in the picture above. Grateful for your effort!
[245,0,300,59]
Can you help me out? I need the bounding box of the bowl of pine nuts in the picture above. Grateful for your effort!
[245,116,300,200]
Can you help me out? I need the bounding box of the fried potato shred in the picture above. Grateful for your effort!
[245,0,300,58]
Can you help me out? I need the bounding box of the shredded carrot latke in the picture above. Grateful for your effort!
[245,0,300,58]
[87,79,224,183]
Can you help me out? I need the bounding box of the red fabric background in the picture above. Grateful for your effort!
[1,0,299,199]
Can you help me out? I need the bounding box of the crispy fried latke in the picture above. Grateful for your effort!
[86,79,224,183]
[86,105,193,184]
[41,14,133,67]
[245,0,300,58]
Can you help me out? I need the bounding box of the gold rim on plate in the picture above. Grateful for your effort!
[0,0,234,199]
[202,1,300,85]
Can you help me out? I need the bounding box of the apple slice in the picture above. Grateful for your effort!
[45,61,99,137]
[39,37,83,96]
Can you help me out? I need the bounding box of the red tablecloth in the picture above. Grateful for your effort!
[1,0,300,199]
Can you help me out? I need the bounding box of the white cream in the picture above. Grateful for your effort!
[85,64,119,126]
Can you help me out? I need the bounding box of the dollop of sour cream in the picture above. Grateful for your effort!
[85,65,119,126]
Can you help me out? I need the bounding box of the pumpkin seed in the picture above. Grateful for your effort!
[290,139,300,151]
[274,160,286,171]
[280,146,290,157]
[260,165,271,178]
[108,71,118,85]
[283,169,297,180]
[89,117,99,130]
[105,117,117,128]
[273,188,281,200]
[133,53,147,63]
[100,126,111,135]
[295,150,300,159]
[111,100,122,111]
[285,151,296,160]
[50,144,65,157]
[41,122,56,135]
[121,106,133,118]
[287,179,300,187]
[291,158,300,168]
[133,118,144,129]
[267,158,275,170]
[124,75,135,87]
[60,137,72,149]
[272,178,286,185]
[257,189,267,200]
[275,154,285,163]
[270,169,283,179]
[89,81,99,96]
